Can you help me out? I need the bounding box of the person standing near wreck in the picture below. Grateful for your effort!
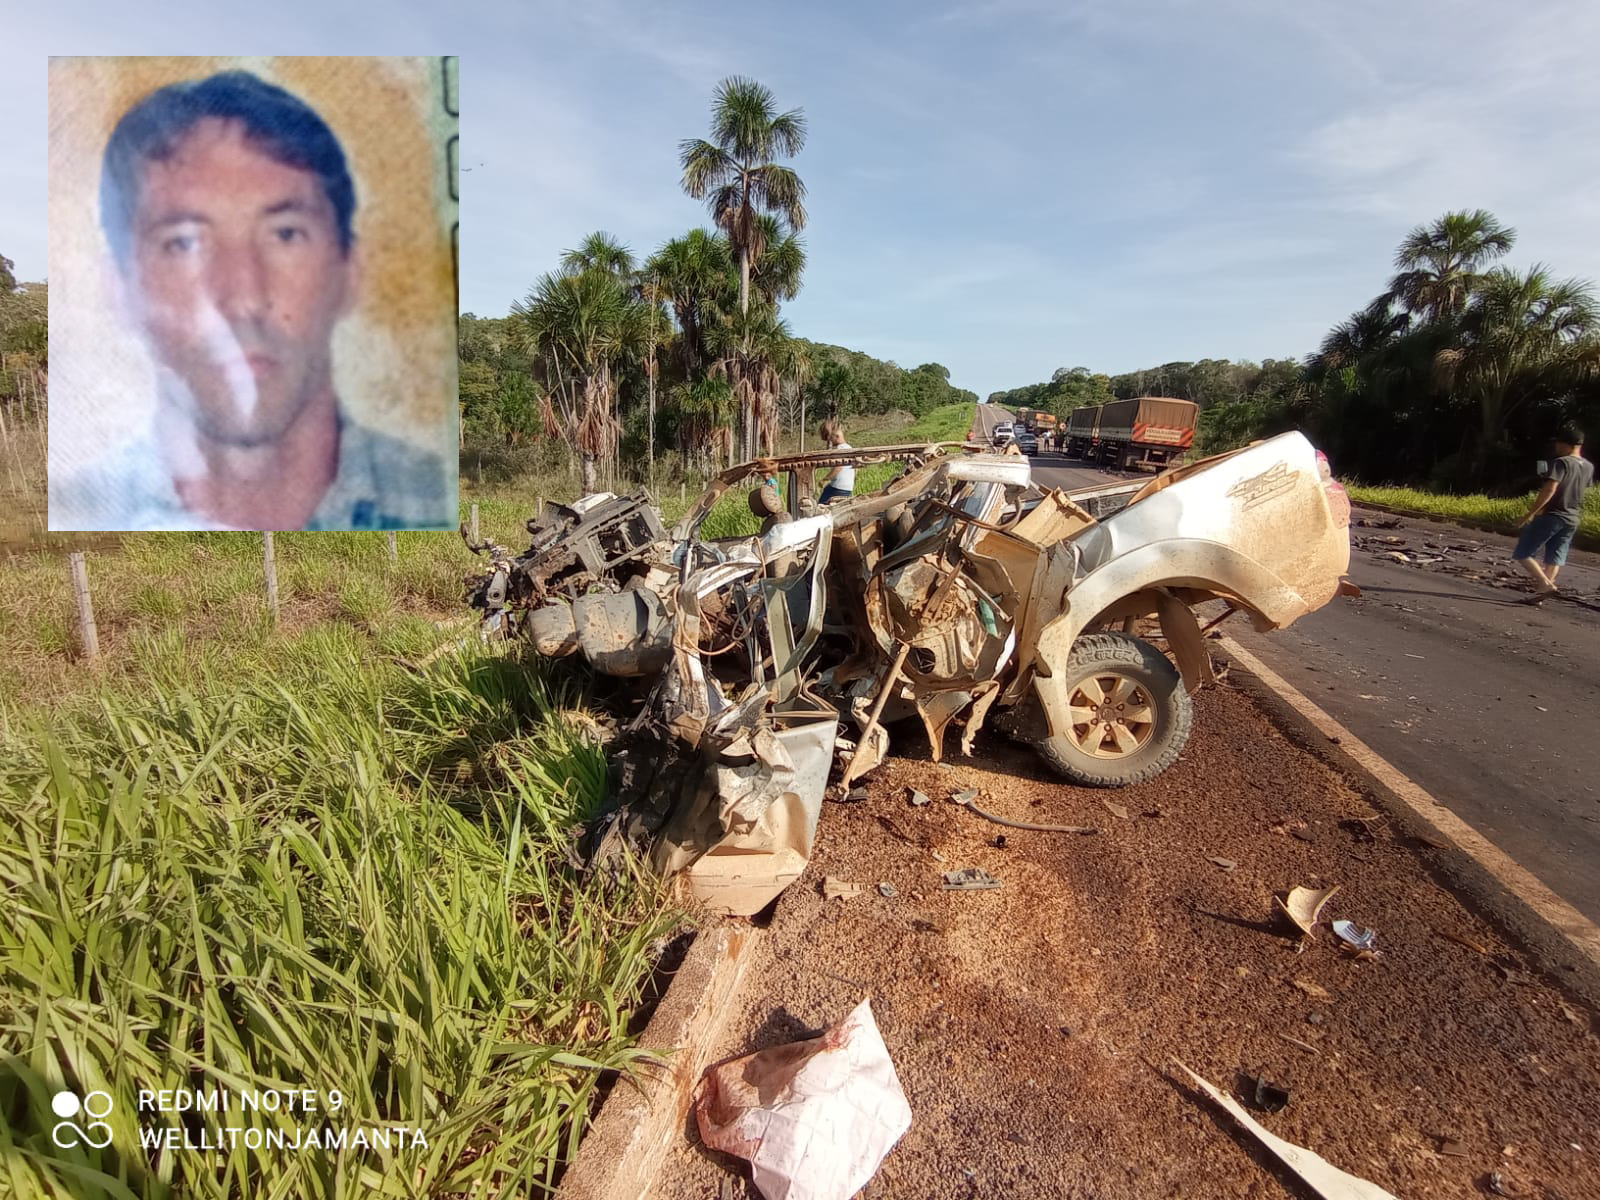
[1514,425,1593,603]
[817,418,855,505]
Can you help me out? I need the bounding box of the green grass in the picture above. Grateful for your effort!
[1345,483,1600,541]
[0,406,998,1196]
[0,638,687,1199]
[859,401,976,447]
[0,526,486,707]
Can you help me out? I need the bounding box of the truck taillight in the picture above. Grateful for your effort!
[1316,450,1350,528]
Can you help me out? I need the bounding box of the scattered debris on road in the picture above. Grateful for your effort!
[949,787,1098,834]
[1351,517,1598,606]
[1275,885,1340,936]
[1251,1072,1291,1113]
[1175,1062,1401,1200]
[1332,919,1379,952]
[694,998,912,1200]
[649,686,1600,1198]
[823,877,863,901]
[1291,977,1332,1000]
[942,867,1002,891]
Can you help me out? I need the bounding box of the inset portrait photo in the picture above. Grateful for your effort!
[48,56,459,531]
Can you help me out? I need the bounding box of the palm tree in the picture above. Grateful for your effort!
[681,77,806,459]
[1387,209,1515,322]
[672,376,736,472]
[647,229,732,378]
[1433,265,1600,466]
[680,78,807,321]
[708,305,796,461]
[560,231,636,280]
[810,360,855,423]
[1306,295,1410,375]
[512,270,644,493]
[748,213,806,306]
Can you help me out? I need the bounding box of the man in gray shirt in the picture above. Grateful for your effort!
[51,70,451,532]
[1513,424,1594,603]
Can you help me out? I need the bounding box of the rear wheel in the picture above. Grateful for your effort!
[1034,633,1192,787]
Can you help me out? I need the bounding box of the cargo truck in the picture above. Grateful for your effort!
[1094,397,1197,470]
[1062,405,1101,459]
[1063,397,1197,470]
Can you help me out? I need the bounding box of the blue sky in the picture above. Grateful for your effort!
[6,0,1599,397]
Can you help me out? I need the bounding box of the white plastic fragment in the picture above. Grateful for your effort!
[1332,919,1378,951]
[695,998,912,1200]
[1174,1061,1400,1200]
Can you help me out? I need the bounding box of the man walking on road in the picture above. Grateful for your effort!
[1514,425,1593,603]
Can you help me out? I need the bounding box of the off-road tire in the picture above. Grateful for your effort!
[1034,633,1193,787]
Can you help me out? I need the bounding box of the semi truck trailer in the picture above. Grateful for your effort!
[1063,397,1198,470]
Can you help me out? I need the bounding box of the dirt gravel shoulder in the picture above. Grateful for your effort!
[647,683,1600,1200]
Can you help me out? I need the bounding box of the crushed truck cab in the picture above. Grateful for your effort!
[462,432,1351,911]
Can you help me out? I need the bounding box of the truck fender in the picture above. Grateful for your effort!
[1030,539,1311,734]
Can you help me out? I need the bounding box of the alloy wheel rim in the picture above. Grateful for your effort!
[1066,672,1156,758]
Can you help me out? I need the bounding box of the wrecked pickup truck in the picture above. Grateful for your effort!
[462,433,1351,912]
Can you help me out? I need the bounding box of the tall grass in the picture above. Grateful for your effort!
[1346,483,1600,541]
[0,640,687,1198]
[0,528,474,707]
[0,392,49,550]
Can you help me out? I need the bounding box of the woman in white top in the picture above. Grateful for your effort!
[816,418,855,504]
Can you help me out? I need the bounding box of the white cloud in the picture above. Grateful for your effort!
[1290,0,1600,284]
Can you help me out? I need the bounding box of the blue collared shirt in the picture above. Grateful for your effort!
[49,413,455,532]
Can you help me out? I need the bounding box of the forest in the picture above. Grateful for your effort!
[990,211,1599,492]
[459,77,976,492]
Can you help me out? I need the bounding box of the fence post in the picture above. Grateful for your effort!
[262,532,279,625]
[386,530,398,562]
[470,502,479,543]
[68,551,100,664]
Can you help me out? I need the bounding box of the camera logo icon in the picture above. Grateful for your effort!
[51,1090,114,1149]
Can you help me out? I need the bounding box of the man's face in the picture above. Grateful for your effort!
[123,118,355,447]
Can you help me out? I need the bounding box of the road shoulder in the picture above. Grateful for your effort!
[1218,632,1600,1007]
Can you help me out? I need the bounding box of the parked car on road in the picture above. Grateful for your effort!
[991,421,1014,445]
[1016,431,1039,455]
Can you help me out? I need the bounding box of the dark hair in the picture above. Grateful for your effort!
[1555,425,1584,447]
[99,70,355,264]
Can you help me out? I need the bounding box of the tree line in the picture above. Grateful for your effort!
[0,253,48,410]
[991,211,1599,492]
[462,77,976,491]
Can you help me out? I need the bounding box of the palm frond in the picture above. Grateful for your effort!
[679,140,736,199]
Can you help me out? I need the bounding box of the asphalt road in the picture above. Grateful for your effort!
[1026,447,1600,924]
[972,402,1012,445]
